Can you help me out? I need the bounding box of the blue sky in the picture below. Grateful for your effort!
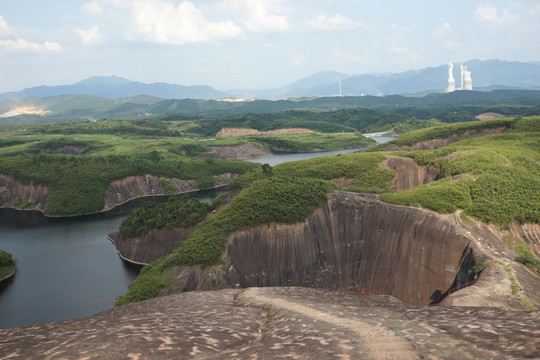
[0,0,539,92]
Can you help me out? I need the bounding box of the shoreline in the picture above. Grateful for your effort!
[106,232,148,266]
[0,183,229,220]
[0,268,16,283]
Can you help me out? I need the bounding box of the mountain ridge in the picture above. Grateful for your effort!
[1,59,540,101]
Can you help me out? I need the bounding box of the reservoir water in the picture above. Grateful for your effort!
[0,137,394,329]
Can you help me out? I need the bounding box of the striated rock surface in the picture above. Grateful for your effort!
[104,173,236,210]
[0,287,538,359]
[216,127,315,137]
[222,192,481,305]
[202,143,271,160]
[380,156,438,190]
[0,174,47,211]
[164,191,540,309]
[382,127,507,151]
[108,227,196,265]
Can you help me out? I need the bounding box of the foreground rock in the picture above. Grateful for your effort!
[1,287,538,359]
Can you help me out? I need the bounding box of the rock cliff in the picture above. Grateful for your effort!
[382,127,507,151]
[216,128,315,137]
[380,156,438,190]
[103,173,236,210]
[163,191,539,309]
[0,172,237,215]
[0,174,47,211]
[202,143,271,160]
[108,227,196,265]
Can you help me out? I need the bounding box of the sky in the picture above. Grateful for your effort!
[0,0,539,93]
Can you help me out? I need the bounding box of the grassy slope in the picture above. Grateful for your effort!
[380,116,540,225]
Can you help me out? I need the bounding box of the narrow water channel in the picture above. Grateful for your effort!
[0,138,394,329]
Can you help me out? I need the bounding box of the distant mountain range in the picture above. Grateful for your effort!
[0,76,226,102]
[1,59,540,102]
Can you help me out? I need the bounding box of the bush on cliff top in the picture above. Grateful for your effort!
[0,249,15,279]
[119,195,213,239]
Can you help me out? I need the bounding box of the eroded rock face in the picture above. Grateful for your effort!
[104,173,237,210]
[202,143,271,160]
[380,156,438,190]
[216,128,315,137]
[223,192,480,305]
[108,228,196,265]
[1,287,538,359]
[382,127,507,152]
[0,175,47,211]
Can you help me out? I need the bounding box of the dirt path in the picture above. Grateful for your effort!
[238,287,418,359]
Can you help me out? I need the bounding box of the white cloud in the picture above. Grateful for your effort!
[388,45,407,55]
[0,38,62,53]
[81,0,243,44]
[217,0,290,33]
[77,26,101,45]
[303,14,366,32]
[432,22,451,37]
[81,1,104,16]
[0,14,61,53]
[0,14,13,38]
[474,4,518,25]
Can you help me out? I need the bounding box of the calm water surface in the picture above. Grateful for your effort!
[0,189,225,329]
[0,137,394,329]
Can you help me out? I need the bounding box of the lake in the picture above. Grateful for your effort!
[0,137,394,329]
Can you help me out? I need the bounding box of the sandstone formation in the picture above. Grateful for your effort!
[104,173,236,210]
[216,127,315,138]
[201,143,271,160]
[382,127,507,151]
[0,287,538,359]
[380,156,438,190]
[0,174,47,211]
[160,191,539,310]
[108,227,196,265]
[0,172,237,215]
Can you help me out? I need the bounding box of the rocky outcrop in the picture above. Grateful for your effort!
[380,156,438,190]
[108,227,196,265]
[104,173,237,210]
[222,192,482,305]
[0,175,47,211]
[1,287,538,359]
[202,143,271,160]
[382,127,507,151]
[164,191,539,308]
[216,128,315,137]
[39,146,86,155]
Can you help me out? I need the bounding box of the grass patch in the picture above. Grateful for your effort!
[380,178,473,214]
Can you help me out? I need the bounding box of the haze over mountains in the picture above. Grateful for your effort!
[2,59,540,102]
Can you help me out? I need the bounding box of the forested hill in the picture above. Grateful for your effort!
[1,89,539,123]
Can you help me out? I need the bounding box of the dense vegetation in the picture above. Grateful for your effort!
[0,154,256,215]
[2,89,539,125]
[119,195,215,239]
[0,249,15,279]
